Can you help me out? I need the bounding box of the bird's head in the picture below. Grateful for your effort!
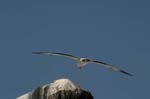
[80,58,90,62]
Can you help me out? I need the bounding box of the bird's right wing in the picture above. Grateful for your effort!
[91,60,133,76]
[32,52,79,61]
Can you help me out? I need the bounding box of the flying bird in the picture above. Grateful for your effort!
[32,52,132,76]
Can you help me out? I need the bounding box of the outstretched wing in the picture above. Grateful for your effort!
[91,60,133,76]
[32,52,79,61]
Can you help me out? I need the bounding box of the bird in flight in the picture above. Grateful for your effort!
[32,52,132,76]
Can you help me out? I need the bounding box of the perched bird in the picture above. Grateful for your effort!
[32,52,133,76]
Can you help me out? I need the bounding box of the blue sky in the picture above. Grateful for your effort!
[0,0,150,99]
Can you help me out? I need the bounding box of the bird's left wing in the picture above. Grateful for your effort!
[32,52,79,61]
[91,60,133,76]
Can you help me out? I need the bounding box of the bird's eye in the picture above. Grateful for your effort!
[82,59,85,61]
[80,58,90,62]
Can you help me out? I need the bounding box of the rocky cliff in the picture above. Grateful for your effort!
[16,78,93,99]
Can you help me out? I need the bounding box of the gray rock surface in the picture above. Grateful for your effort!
[16,78,93,99]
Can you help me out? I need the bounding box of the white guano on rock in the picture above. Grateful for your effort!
[44,78,77,95]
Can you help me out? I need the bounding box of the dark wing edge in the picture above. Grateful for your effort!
[119,70,133,76]
[32,52,45,54]
[92,60,133,76]
[32,52,79,60]
[52,52,77,58]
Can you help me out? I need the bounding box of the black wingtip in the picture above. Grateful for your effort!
[120,70,133,76]
[32,52,43,54]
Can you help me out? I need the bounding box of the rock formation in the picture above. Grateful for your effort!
[16,78,93,99]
